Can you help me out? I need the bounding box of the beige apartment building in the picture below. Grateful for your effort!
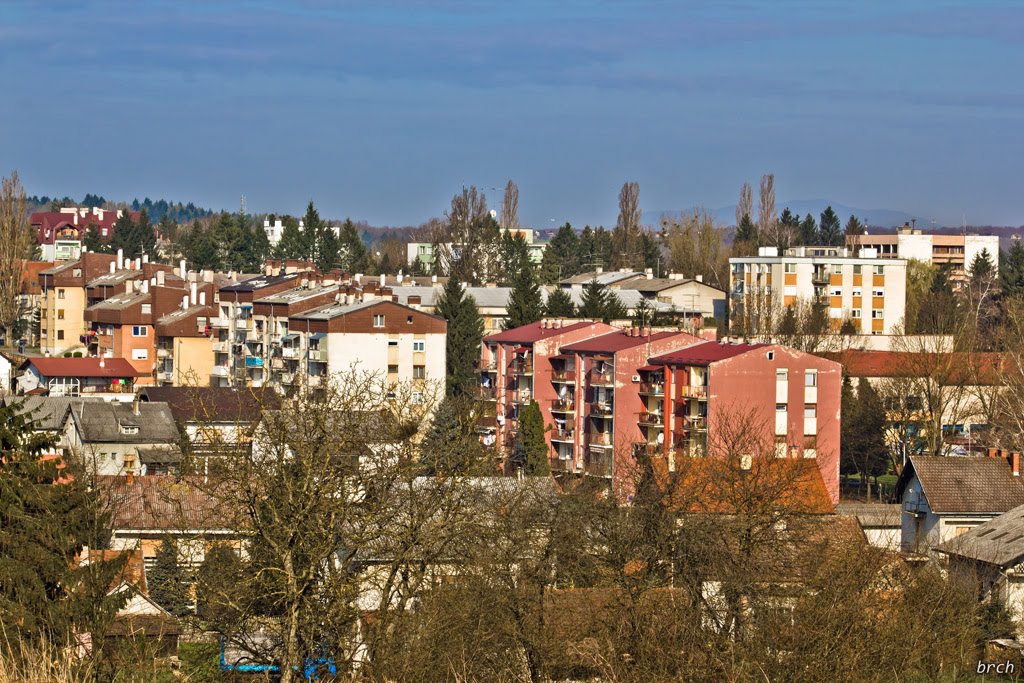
[847,226,999,281]
[730,246,907,336]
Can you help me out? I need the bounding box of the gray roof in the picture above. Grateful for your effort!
[289,299,384,321]
[836,503,902,528]
[899,456,1024,514]
[616,277,726,294]
[87,269,143,288]
[559,270,644,286]
[564,288,676,312]
[936,503,1024,567]
[254,283,340,305]
[71,401,180,444]
[86,291,149,311]
[2,395,86,431]
[388,284,674,313]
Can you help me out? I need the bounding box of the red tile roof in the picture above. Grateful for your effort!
[650,340,765,366]
[25,356,140,378]
[31,210,139,245]
[820,350,1004,385]
[560,330,687,354]
[484,320,596,344]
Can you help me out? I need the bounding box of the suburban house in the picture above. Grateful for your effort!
[836,503,902,550]
[65,398,182,476]
[936,503,1024,631]
[895,452,1024,554]
[612,274,727,325]
[17,356,139,400]
[644,341,843,504]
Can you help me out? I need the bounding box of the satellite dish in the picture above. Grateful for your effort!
[489,209,497,219]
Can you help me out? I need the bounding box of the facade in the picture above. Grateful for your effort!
[38,253,118,355]
[895,453,1024,554]
[17,356,139,399]
[32,207,137,261]
[154,300,216,386]
[847,226,999,280]
[729,246,907,336]
[643,341,842,503]
[65,399,181,476]
[614,274,727,323]
[478,320,616,463]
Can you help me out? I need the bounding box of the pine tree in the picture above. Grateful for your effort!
[544,288,575,317]
[735,214,757,243]
[844,214,865,239]
[338,219,368,273]
[579,279,610,319]
[1001,239,1024,296]
[819,206,842,247]
[499,231,532,285]
[969,248,996,283]
[798,213,818,246]
[149,540,191,617]
[540,223,579,283]
[317,226,341,271]
[840,376,858,478]
[504,266,543,330]
[604,291,628,322]
[420,396,485,475]
[632,297,654,327]
[275,216,305,260]
[301,201,324,263]
[510,400,550,476]
[436,276,484,397]
[83,224,109,254]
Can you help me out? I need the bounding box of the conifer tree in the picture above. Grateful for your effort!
[1001,239,1024,296]
[301,201,324,263]
[540,223,580,283]
[338,219,369,273]
[436,275,484,397]
[421,395,485,475]
[83,223,109,254]
[544,288,576,318]
[274,216,305,260]
[499,231,532,285]
[579,279,610,319]
[149,540,191,617]
[604,291,628,321]
[504,265,543,330]
[509,400,550,476]
[798,213,818,245]
[819,206,842,247]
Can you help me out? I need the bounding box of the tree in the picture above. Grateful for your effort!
[110,209,156,260]
[498,230,532,285]
[611,181,643,269]
[1001,239,1024,297]
[338,219,368,273]
[275,215,306,260]
[317,226,341,271]
[0,400,127,648]
[509,400,549,476]
[420,395,487,475]
[736,181,753,229]
[436,275,484,397]
[0,172,35,346]
[540,223,579,283]
[733,214,758,256]
[758,173,782,248]
[436,186,502,284]
[604,291,628,322]
[579,279,610,319]
[544,287,575,317]
[300,201,325,263]
[83,223,109,254]
[148,540,191,617]
[504,264,543,330]
[844,214,865,240]
[798,213,818,246]
[661,209,729,288]
[819,206,842,247]
[500,179,519,230]
[841,378,889,499]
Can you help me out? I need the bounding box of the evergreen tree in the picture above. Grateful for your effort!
[579,279,610,319]
[577,226,596,270]
[839,318,858,335]
[844,214,865,239]
[110,209,156,260]
[735,213,757,243]
[184,223,222,270]
[409,255,426,276]
[509,400,550,476]
[301,201,324,262]
[640,231,660,273]
[798,213,818,245]
[317,226,341,271]
[1001,239,1024,296]
[819,206,842,247]
[540,223,579,283]
[778,208,799,231]
[149,540,191,617]
[157,213,177,243]
[843,378,890,497]
[83,224,109,254]
[632,297,654,327]
[338,219,369,273]
[969,248,996,284]
[420,396,485,475]
[504,264,543,330]
[275,216,305,260]
[777,305,798,339]
[544,288,575,318]
[436,276,484,397]
[499,231,532,285]
[840,376,858,478]
[593,227,614,269]
[604,291,628,321]
[0,401,126,646]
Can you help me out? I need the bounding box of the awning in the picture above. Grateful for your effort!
[309,332,326,341]
[239,303,253,309]
[550,354,571,361]
[280,333,298,342]
[511,346,530,354]
[637,365,661,373]
[137,445,183,465]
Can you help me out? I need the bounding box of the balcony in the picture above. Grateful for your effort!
[235,318,249,330]
[680,385,708,400]
[551,370,576,383]
[634,442,664,457]
[480,360,498,373]
[211,317,229,329]
[308,348,328,363]
[811,270,829,285]
[478,386,497,400]
[638,382,664,396]
[211,341,228,353]
[552,458,576,473]
[511,391,533,405]
[550,428,575,443]
[637,411,664,427]
[282,347,300,359]
[157,370,173,383]
[280,372,295,385]
[510,360,534,376]
[585,451,613,478]
[156,347,171,359]
[550,398,575,414]
[211,366,230,377]
[681,415,707,432]
[590,402,614,417]
[587,432,613,448]
[589,370,614,387]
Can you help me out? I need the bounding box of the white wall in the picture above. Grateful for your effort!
[965,235,1001,273]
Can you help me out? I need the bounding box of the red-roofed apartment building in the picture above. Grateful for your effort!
[556,328,701,490]
[479,320,615,465]
[644,341,842,503]
[32,207,139,261]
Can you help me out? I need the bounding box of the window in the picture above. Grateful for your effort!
[388,364,399,375]
[373,314,385,328]
[804,405,817,419]
[831,287,842,296]
[853,265,862,275]
[784,263,796,274]
[120,425,139,435]
[783,285,796,296]
[407,316,414,324]
[776,369,788,380]
[805,371,817,387]
[776,403,786,412]
[388,340,399,347]
[831,264,842,274]
[873,265,884,275]
[131,348,148,360]
[132,326,148,337]
[101,228,108,236]
[852,309,862,319]
[142,303,152,315]
[413,341,425,352]
[56,330,64,340]
[57,289,65,299]
[411,392,425,404]
[872,288,884,297]
[57,309,65,320]
[852,288,862,297]
[872,309,884,319]
[767,351,774,361]
[413,365,426,379]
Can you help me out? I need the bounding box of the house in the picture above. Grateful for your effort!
[613,273,727,324]
[936,503,1024,632]
[0,351,16,394]
[836,503,902,550]
[17,356,139,400]
[895,452,1024,554]
[478,319,615,467]
[645,340,843,504]
[558,269,645,289]
[31,207,137,262]
[66,398,181,475]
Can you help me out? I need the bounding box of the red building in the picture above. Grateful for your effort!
[555,328,701,489]
[644,341,842,503]
[479,320,614,466]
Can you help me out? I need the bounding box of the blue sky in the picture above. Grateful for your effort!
[2,1,1022,227]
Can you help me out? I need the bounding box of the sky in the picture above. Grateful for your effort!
[2,1,1022,227]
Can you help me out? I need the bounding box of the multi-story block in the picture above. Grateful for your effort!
[38,252,117,355]
[847,225,999,281]
[32,207,136,261]
[729,246,907,336]
[553,328,700,484]
[284,298,446,399]
[154,294,216,387]
[641,340,842,503]
[478,320,615,462]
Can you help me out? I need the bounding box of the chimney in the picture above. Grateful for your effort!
[99,357,105,368]
[116,248,123,270]
[126,471,134,485]
[132,396,140,416]
[73,213,78,226]
[181,295,189,311]
[1013,452,1021,477]
[141,279,149,294]
[156,270,165,287]
[596,266,603,275]
[696,275,703,283]
[380,273,386,288]
[125,280,133,293]
[190,282,197,305]
[142,253,148,264]
[199,291,206,306]
[645,268,653,279]
[431,275,437,284]
[179,259,187,278]
[109,261,116,274]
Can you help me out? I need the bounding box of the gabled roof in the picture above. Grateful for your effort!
[650,340,765,366]
[96,475,227,531]
[23,357,140,379]
[139,386,281,424]
[615,277,725,294]
[820,350,1004,385]
[483,320,596,344]
[219,272,299,293]
[1,395,85,431]
[560,330,686,354]
[559,270,643,286]
[936,503,1024,567]
[836,503,902,528]
[896,456,1024,514]
[71,401,180,443]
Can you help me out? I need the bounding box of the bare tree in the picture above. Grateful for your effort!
[612,181,643,269]
[500,179,519,230]
[434,186,501,283]
[661,208,729,289]
[0,171,34,345]
[758,173,790,249]
[736,181,753,226]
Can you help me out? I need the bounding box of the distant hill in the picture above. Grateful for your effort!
[644,200,921,229]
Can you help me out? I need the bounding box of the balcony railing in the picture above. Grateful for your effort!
[480,360,498,373]
[212,341,228,353]
[511,391,533,405]
[587,432,613,448]
[280,372,295,384]
[550,429,575,443]
[585,451,613,477]
[211,366,230,377]
[235,318,249,330]
[281,347,300,359]
[637,411,664,427]
[510,360,534,375]
[552,458,576,473]
[551,398,575,413]
[590,402,614,417]
[478,386,497,400]
[156,347,171,358]
[681,415,707,431]
[589,370,614,387]
[157,370,173,382]
[639,382,664,396]
[551,370,576,383]
[211,317,229,329]
[680,385,708,399]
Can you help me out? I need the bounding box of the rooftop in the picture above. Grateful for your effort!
[219,272,299,293]
[289,299,383,321]
[139,386,281,423]
[254,283,340,305]
[650,340,765,366]
[72,400,180,443]
[616,277,724,294]
[897,455,1024,515]
[24,356,140,378]
[483,320,597,344]
[936,503,1024,567]
[561,329,687,354]
[820,350,1004,385]
[559,270,644,286]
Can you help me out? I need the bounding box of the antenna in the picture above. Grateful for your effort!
[240,194,246,216]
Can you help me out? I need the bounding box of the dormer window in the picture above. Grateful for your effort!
[120,424,139,435]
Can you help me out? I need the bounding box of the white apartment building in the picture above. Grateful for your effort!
[730,246,907,336]
[263,219,345,247]
[847,226,999,279]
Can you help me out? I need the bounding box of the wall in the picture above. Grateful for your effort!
[965,235,1001,273]
[174,337,215,386]
[43,285,87,355]
[112,324,156,382]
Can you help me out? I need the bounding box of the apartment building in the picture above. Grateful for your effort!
[729,246,907,335]
[847,225,999,280]
[285,299,446,399]
[477,319,615,463]
[642,341,842,503]
[38,252,117,355]
[553,328,701,485]
[154,295,217,387]
[32,207,136,261]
